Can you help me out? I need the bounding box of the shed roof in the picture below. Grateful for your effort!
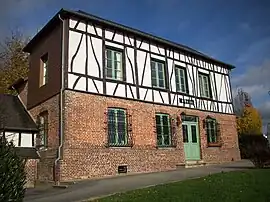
[0,94,38,132]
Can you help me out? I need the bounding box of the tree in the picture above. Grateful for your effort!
[0,31,29,94]
[237,105,263,135]
[0,137,26,201]
[233,88,253,117]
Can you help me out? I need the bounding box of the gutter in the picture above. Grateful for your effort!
[54,13,65,186]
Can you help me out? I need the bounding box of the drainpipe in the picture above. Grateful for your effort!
[54,13,65,186]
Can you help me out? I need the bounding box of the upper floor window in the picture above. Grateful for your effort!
[151,59,166,89]
[107,108,128,146]
[156,113,172,147]
[198,73,211,98]
[106,48,123,81]
[175,66,188,93]
[37,111,48,147]
[40,53,48,86]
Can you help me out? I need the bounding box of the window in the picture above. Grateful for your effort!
[107,108,128,146]
[40,53,48,86]
[205,117,218,144]
[198,73,211,98]
[175,66,188,93]
[38,111,48,147]
[156,113,172,146]
[106,48,123,80]
[151,59,166,89]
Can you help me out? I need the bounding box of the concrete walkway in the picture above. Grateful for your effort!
[24,160,254,202]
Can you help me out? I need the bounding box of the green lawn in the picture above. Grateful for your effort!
[92,169,270,202]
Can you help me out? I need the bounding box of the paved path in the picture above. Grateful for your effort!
[24,160,253,202]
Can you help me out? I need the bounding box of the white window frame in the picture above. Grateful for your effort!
[151,59,166,89]
[41,54,48,86]
[198,73,211,98]
[175,66,188,93]
[105,48,123,81]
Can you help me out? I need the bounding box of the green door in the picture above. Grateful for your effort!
[182,122,200,160]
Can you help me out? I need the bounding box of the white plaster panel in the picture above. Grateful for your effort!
[125,36,134,46]
[88,36,102,77]
[88,79,98,93]
[114,32,124,43]
[114,84,126,97]
[105,29,114,40]
[167,59,175,91]
[137,50,151,87]
[69,19,77,29]
[140,41,150,51]
[106,82,117,96]
[180,53,185,62]
[125,47,135,84]
[74,77,86,91]
[174,52,180,60]
[68,74,78,89]
[105,41,124,49]
[153,90,162,103]
[95,80,103,94]
[151,54,165,61]
[161,92,169,104]
[76,22,86,32]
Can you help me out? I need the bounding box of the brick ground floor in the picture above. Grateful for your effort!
[59,91,240,181]
[26,90,241,183]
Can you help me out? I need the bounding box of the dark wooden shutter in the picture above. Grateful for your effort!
[126,109,133,147]
[216,122,221,143]
[170,115,177,147]
[104,109,109,147]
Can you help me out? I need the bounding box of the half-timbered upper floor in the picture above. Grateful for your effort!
[24,9,236,114]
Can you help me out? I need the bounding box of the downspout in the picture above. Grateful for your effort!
[54,13,65,185]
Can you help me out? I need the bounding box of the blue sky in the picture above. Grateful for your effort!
[1,0,270,127]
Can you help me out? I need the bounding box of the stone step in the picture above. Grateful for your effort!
[185,160,206,168]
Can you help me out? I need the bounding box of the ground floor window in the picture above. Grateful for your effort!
[107,108,128,146]
[156,113,172,146]
[205,117,219,144]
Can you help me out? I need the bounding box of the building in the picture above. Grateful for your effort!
[0,92,40,187]
[13,9,240,183]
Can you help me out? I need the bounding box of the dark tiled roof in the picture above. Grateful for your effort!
[23,8,235,69]
[0,94,38,132]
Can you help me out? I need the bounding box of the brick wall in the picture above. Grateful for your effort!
[29,94,60,182]
[24,159,39,188]
[60,90,240,181]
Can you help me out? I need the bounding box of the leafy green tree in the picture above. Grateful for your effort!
[0,136,26,201]
[0,31,29,94]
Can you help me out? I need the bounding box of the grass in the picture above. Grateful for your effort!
[91,169,270,202]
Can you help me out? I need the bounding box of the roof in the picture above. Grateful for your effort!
[8,77,28,90]
[15,147,40,159]
[0,94,38,132]
[23,8,235,69]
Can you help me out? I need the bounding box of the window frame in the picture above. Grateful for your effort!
[40,53,49,87]
[107,108,129,147]
[205,117,221,146]
[175,65,189,94]
[155,113,172,147]
[151,59,167,89]
[38,111,48,147]
[105,46,125,81]
[198,72,212,98]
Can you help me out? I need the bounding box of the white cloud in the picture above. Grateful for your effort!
[232,60,270,132]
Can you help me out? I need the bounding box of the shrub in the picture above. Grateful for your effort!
[239,134,270,168]
[0,136,26,202]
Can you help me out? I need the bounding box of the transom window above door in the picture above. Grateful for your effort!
[105,48,123,81]
[175,66,188,94]
[151,59,166,89]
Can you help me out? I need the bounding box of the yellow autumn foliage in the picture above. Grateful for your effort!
[237,106,262,135]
